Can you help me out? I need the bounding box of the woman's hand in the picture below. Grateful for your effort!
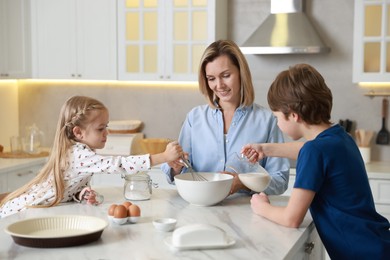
[250,192,270,216]
[221,171,249,195]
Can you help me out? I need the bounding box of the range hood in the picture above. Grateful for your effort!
[240,0,330,55]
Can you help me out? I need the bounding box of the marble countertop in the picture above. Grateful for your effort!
[0,187,315,260]
[364,161,390,178]
[0,157,47,175]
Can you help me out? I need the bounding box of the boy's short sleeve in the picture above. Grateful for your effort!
[294,142,325,192]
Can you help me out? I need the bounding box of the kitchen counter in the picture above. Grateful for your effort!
[0,187,321,260]
[0,158,47,175]
[364,161,390,178]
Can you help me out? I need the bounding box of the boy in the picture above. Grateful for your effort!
[241,64,390,259]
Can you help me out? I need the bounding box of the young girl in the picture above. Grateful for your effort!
[0,96,183,218]
[242,64,390,259]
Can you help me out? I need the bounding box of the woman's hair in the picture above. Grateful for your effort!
[267,63,333,125]
[0,96,107,208]
[198,40,255,109]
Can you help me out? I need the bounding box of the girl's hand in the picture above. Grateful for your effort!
[168,152,189,175]
[250,192,270,216]
[79,187,104,205]
[163,141,183,162]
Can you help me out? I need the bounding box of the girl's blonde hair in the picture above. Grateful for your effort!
[198,40,255,109]
[0,96,107,208]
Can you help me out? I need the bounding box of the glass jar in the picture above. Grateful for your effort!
[123,173,153,201]
[23,124,44,154]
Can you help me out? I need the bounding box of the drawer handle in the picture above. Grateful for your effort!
[305,242,315,254]
[17,170,34,177]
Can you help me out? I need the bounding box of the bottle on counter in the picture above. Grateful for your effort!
[23,124,44,154]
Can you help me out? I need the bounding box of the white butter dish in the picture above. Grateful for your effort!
[164,224,235,250]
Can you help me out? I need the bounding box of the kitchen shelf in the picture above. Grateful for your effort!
[364,91,390,97]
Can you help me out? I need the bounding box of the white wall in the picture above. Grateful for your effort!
[0,81,18,150]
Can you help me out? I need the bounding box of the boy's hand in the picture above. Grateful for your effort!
[241,144,265,163]
[250,192,270,216]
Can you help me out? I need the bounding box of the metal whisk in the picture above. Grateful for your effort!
[181,157,208,181]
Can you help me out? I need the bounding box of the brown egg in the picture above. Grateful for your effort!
[114,205,128,218]
[128,204,141,217]
[122,201,132,209]
[108,204,117,216]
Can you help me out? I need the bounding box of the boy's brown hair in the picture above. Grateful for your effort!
[267,63,333,125]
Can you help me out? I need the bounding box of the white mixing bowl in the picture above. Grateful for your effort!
[174,173,233,206]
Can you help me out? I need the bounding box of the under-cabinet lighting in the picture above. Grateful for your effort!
[0,80,18,86]
[17,79,199,88]
[358,82,390,88]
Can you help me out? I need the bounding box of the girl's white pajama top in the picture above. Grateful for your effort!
[0,142,151,218]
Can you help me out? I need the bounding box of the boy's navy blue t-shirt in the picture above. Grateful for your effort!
[295,124,390,259]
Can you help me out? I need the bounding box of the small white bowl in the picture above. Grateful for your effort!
[153,218,177,232]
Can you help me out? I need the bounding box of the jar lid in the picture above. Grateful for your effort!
[124,172,150,181]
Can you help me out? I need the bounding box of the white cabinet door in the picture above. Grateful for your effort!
[32,0,76,79]
[6,163,43,192]
[31,0,117,80]
[0,173,7,193]
[0,0,31,79]
[369,178,390,219]
[353,0,390,83]
[75,0,117,80]
[117,0,227,81]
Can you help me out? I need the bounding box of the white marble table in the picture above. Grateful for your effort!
[0,187,317,260]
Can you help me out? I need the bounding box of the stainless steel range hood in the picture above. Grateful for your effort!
[240,0,330,55]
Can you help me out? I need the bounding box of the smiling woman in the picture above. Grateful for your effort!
[161,40,290,196]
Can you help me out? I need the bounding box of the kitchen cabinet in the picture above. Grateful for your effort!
[369,178,390,219]
[353,0,390,82]
[31,0,117,80]
[6,163,43,192]
[0,158,46,193]
[0,0,31,79]
[0,173,6,193]
[288,226,324,260]
[117,0,227,81]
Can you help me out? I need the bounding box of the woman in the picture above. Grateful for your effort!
[161,40,289,195]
